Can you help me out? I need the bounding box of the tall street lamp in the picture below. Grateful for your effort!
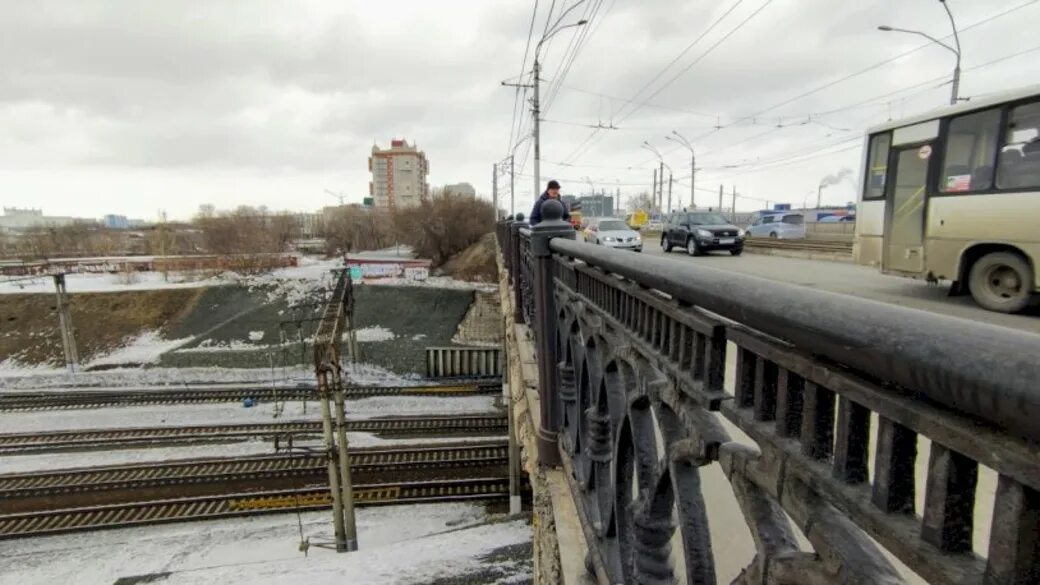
[878,0,962,105]
[642,142,672,213]
[666,131,696,209]
[531,6,588,205]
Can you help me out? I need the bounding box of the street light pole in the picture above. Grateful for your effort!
[642,141,671,213]
[531,14,589,209]
[940,0,962,105]
[509,155,515,216]
[667,131,696,209]
[878,1,962,105]
[532,57,542,206]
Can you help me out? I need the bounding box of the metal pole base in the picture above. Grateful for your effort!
[536,427,561,467]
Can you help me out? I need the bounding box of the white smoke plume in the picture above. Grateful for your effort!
[819,168,852,188]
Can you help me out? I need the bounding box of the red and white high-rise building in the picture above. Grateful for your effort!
[368,139,429,211]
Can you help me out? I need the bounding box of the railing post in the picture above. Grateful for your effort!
[529,200,575,466]
[509,219,526,323]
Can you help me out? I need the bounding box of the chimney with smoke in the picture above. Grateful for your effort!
[817,168,853,208]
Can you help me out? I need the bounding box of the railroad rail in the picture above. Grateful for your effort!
[743,237,853,253]
[0,381,502,412]
[0,414,508,454]
[0,476,510,539]
[0,442,507,498]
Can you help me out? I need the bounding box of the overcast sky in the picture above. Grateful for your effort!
[1,0,1037,220]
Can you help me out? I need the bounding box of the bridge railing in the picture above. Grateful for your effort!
[496,212,1040,585]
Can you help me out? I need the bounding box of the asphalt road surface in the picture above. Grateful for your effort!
[640,243,1040,335]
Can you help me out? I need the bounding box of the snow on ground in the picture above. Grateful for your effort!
[0,394,497,434]
[0,365,315,388]
[350,246,415,260]
[173,339,283,353]
[350,326,396,342]
[0,361,442,390]
[0,434,503,475]
[342,362,423,386]
[0,440,280,474]
[361,276,496,291]
[0,272,218,295]
[0,502,529,585]
[87,332,195,367]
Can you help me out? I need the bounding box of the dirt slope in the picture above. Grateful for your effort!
[436,233,497,282]
[0,289,205,367]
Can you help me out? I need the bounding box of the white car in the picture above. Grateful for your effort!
[746,213,805,239]
[584,218,643,252]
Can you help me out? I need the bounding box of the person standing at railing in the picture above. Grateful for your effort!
[529,180,570,225]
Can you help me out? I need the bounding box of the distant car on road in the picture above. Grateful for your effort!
[746,213,805,239]
[584,217,643,252]
[661,212,745,256]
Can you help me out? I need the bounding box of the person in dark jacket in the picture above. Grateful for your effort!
[529,180,571,225]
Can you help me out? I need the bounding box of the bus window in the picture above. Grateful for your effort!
[997,100,1040,189]
[864,132,890,200]
[940,108,1000,193]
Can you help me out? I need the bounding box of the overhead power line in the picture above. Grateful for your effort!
[565,0,774,164]
[506,0,541,159]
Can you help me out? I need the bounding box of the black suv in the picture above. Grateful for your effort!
[661,211,745,256]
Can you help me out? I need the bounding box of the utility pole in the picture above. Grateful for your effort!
[507,14,590,213]
[53,274,79,373]
[657,162,664,210]
[718,185,724,213]
[492,163,499,219]
[667,172,673,214]
[510,155,516,216]
[158,210,168,282]
[690,153,696,209]
[532,59,542,207]
[652,168,658,212]
[731,186,738,222]
[667,131,696,209]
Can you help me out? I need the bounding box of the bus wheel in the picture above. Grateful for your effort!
[968,252,1034,313]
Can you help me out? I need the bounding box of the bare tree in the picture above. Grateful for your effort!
[626,191,655,213]
[392,191,495,267]
[191,205,300,273]
[321,206,395,256]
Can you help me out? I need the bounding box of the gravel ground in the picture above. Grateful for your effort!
[152,284,474,374]
[350,284,474,374]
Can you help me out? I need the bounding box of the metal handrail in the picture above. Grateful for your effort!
[550,237,1040,443]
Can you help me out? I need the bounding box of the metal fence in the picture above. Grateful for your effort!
[497,208,1040,585]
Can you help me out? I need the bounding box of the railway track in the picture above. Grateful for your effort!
[0,414,508,454]
[744,238,853,253]
[0,442,508,500]
[0,476,511,539]
[0,381,502,412]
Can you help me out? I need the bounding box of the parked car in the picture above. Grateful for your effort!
[746,213,805,239]
[584,217,643,252]
[661,212,744,256]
